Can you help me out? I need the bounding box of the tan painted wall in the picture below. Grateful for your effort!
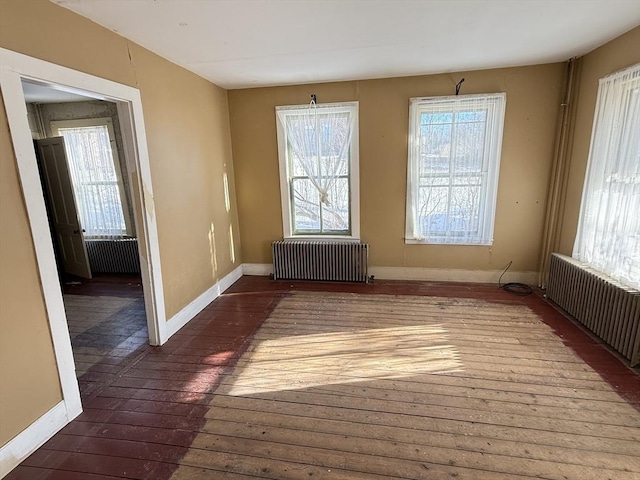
[557,26,640,255]
[229,64,565,273]
[0,99,64,445]
[0,0,240,446]
[129,43,241,309]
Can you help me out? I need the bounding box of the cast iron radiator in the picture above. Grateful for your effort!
[85,238,140,274]
[272,240,369,283]
[546,253,640,366]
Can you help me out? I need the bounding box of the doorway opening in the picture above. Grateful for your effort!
[1,47,167,421]
[23,80,150,398]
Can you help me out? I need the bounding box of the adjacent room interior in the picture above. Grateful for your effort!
[0,1,639,479]
[22,81,150,397]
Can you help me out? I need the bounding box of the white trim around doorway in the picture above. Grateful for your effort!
[0,48,167,473]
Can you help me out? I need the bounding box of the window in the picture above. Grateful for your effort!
[405,94,506,245]
[276,101,359,238]
[573,64,640,288]
[50,117,131,238]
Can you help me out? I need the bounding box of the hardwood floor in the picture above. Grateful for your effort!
[6,276,640,480]
[62,274,148,396]
[62,273,144,299]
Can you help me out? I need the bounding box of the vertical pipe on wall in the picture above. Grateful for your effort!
[34,103,46,139]
[537,57,582,287]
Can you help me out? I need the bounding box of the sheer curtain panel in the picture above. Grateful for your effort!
[573,63,640,288]
[276,102,358,237]
[405,94,506,245]
[57,124,129,239]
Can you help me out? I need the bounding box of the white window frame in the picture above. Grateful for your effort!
[405,93,506,245]
[276,101,360,240]
[50,117,133,237]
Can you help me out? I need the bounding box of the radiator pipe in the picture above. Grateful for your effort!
[537,57,581,288]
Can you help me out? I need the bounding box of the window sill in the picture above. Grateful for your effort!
[405,238,493,246]
[284,235,361,242]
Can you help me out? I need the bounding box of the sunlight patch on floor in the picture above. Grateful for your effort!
[220,324,463,396]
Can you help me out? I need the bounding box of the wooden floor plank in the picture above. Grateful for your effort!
[206,395,640,456]
[184,433,536,480]
[200,410,637,472]
[4,466,125,480]
[129,358,636,405]
[213,381,640,427]
[210,365,637,409]
[20,449,164,480]
[188,426,638,480]
[61,421,197,448]
[42,434,186,463]
[226,355,638,392]
[178,449,400,480]
[7,276,639,480]
[169,465,274,479]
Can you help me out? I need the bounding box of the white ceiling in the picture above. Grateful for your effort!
[22,80,95,103]
[53,0,640,89]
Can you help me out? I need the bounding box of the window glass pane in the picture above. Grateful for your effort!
[454,114,485,174]
[320,153,349,177]
[420,121,451,176]
[457,110,486,123]
[418,184,449,236]
[98,184,126,231]
[292,178,320,233]
[290,149,310,177]
[421,112,453,124]
[319,113,350,159]
[287,118,319,177]
[77,184,127,232]
[450,184,481,233]
[62,126,116,182]
[321,177,349,232]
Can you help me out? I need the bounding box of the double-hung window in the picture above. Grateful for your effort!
[51,117,131,238]
[573,64,640,288]
[405,94,506,245]
[276,101,359,238]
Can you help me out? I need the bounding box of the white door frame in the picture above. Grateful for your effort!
[0,48,169,421]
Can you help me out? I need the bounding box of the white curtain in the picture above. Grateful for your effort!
[58,125,128,238]
[573,64,640,288]
[276,103,356,233]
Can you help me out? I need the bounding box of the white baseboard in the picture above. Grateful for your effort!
[243,263,273,276]
[165,264,243,339]
[0,265,245,477]
[369,266,537,285]
[240,263,536,285]
[0,401,68,478]
[0,261,534,479]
